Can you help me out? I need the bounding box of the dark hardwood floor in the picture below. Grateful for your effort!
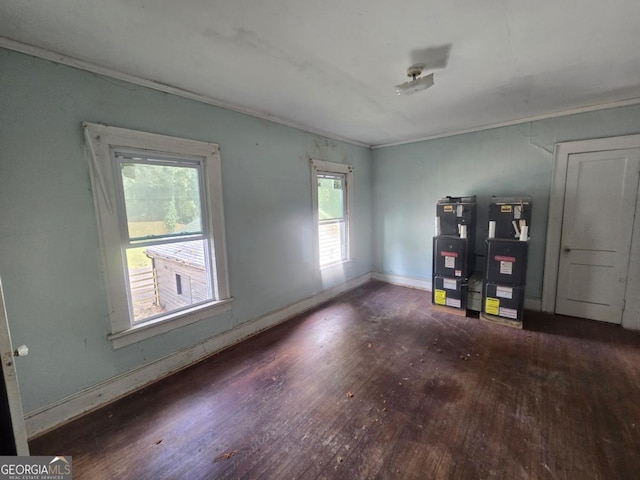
[30,281,640,479]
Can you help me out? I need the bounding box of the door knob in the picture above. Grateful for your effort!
[13,345,28,357]
[563,246,571,254]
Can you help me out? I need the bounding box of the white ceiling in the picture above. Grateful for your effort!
[2,1,640,147]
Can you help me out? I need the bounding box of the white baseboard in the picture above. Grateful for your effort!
[373,272,543,312]
[25,272,371,439]
[372,272,431,291]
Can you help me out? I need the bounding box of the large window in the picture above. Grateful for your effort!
[311,159,353,267]
[84,123,231,348]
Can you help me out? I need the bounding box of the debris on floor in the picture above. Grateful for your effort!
[214,450,238,462]
[347,391,354,398]
[155,439,163,445]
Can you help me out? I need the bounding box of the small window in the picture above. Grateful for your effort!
[175,274,183,295]
[83,123,232,348]
[311,159,352,267]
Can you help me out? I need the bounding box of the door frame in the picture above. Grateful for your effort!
[0,278,29,454]
[542,134,640,330]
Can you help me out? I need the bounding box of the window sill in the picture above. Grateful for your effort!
[107,298,233,349]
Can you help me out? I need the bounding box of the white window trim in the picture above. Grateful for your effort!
[83,122,232,348]
[311,159,353,268]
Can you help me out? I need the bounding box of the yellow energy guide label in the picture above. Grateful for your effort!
[485,297,500,315]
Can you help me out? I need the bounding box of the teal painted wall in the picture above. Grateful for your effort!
[4,44,640,416]
[372,105,640,299]
[0,49,373,413]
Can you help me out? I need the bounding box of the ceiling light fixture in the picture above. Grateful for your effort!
[396,65,435,95]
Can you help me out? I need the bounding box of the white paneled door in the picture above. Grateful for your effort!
[0,278,29,455]
[556,149,640,323]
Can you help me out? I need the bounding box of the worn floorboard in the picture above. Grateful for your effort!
[30,281,640,479]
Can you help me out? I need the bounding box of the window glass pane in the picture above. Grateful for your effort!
[126,246,163,322]
[120,162,203,241]
[319,221,345,266]
[126,240,212,323]
[318,175,345,221]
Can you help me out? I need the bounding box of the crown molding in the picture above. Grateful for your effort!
[0,37,371,149]
[372,97,640,149]
[4,36,640,152]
